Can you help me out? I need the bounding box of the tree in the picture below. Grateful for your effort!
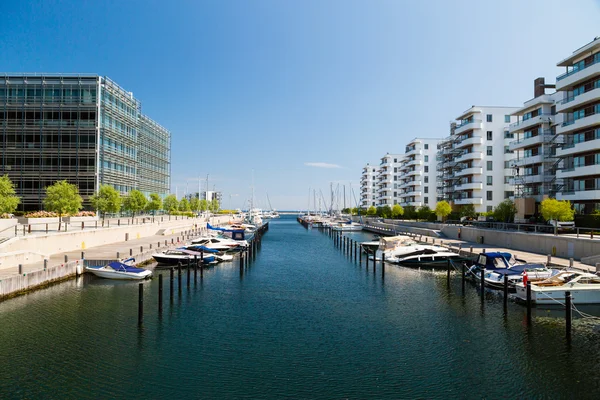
[123,190,147,218]
[403,205,417,220]
[43,180,83,231]
[366,206,377,216]
[209,198,220,213]
[0,174,20,215]
[163,194,179,212]
[199,199,209,212]
[459,204,477,219]
[146,193,162,215]
[417,205,432,221]
[351,207,358,215]
[377,205,392,218]
[89,184,122,221]
[391,204,404,219]
[493,199,518,223]
[179,197,191,212]
[190,197,200,212]
[540,198,575,236]
[435,200,452,222]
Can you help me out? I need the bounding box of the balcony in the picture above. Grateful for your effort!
[556,58,600,91]
[512,154,544,167]
[455,135,483,149]
[557,189,600,202]
[455,181,483,191]
[454,197,483,205]
[455,119,482,135]
[508,132,553,151]
[557,137,600,158]
[404,201,423,207]
[405,190,422,196]
[510,174,549,185]
[557,164,600,179]
[455,151,483,163]
[557,112,600,135]
[455,166,483,177]
[405,148,422,157]
[556,86,600,113]
[407,169,421,177]
[406,156,423,167]
[508,114,553,133]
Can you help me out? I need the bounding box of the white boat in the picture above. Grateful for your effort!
[191,236,248,251]
[372,235,417,260]
[514,270,600,304]
[389,248,462,267]
[86,258,152,280]
[330,221,363,231]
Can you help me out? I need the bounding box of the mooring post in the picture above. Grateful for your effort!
[177,262,182,294]
[187,258,191,288]
[565,291,572,339]
[461,262,466,291]
[446,259,450,283]
[158,274,163,314]
[170,268,174,303]
[503,274,508,308]
[354,241,357,261]
[130,248,133,256]
[81,251,85,260]
[382,253,385,279]
[359,244,362,264]
[240,252,244,269]
[480,269,485,298]
[138,283,144,325]
[64,255,68,263]
[18,264,23,275]
[248,241,253,262]
[373,250,376,273]
[526,281,532,325]
[470,246,473,254]
[194,255,198,282]
[117,251,120,259]
[44,259,48,269]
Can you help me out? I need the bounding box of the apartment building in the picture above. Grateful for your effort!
[437,106,519,213]
[398,137,440,209]
[375,153,404,206]
[0,74,171,211]
[360,163,377,208]
[508,78,563,219]
[554,37,600,214]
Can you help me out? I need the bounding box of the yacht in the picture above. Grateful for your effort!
[514,271,600,304]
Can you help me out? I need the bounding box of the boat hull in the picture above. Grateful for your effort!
[515,286,600,305]
[86,268,152,280]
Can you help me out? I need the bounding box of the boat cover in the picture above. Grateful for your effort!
[186,245,219,254]
[207,223,244,233]
[488,263,547,276]
[106,261,147,273]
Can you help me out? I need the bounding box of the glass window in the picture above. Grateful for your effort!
[424,144,429,149]
[487,146,493,156]
[487,191,493,201]
[486,114,493,122]
[424,155,429,162]
[487,161,493,171]
[487,176,493,186]
[424,187,429,193]
[487,131,492,140]
[424,166,429,173]
[424,197,429,204]
[424,176,429,183]
[505,115,510,123]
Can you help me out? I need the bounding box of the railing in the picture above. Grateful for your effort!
[557,55,600,81]
[509,113,553,129]
[455,119,481,130]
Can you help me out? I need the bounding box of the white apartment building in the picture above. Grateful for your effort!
[360,163,378,208]
[437,106,519,213]
[554,36,600,214]
[376,153,404,206]
[398,137,440,209]
[508,78,563,219]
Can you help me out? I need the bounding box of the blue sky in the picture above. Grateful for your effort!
[1,0,599,210]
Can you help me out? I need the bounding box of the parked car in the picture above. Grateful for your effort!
[547,220,575,232]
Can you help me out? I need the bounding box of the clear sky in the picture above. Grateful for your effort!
[1,0,599,210]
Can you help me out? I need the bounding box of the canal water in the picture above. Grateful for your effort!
[1,215,600,399]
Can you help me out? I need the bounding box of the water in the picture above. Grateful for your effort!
[1,215,600,399]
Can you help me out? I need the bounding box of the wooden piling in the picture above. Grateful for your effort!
[138,283,144,325]
[446,259,450,283]
[187,258,191,288]
[177,263,182,294]
[461,262,465,292]
[526,281,532,324]
[565,291,572,339]
[170,268,174,302]
[382,253,385,279]
[503,274,508,308]
[480,269,485,298]
[158,274,163,314]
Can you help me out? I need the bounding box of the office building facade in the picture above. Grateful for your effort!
[0,74,171,211]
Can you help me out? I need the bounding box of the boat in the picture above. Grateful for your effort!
[389,248,463,267]
[330,220,363,231]
[514,270,600,304]
[466,252,524,278]
[191,236,248,251]
[483,263,559,290]
[85,258,152,280]
[372,235,417,260]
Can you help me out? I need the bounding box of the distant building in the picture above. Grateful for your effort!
[360,163,377,208]
[398,137,440,210]
[437,105,519,213]
[376,153,404,206]
[0,74,171,211]
[201,190,222,203]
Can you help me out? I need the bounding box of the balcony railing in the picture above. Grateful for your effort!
[509,113,552,129]
[557,55,600,81]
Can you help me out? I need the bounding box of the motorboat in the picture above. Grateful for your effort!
[466,252,525,278]
[483,263,559,290]
[514,271,600,304]
[85,258,152,280]
[389,248,463,267]
[372,235,417,261]
[330,220,363,231]
[191,236,248,251]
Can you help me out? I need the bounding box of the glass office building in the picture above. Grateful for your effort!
[0,74,171,211]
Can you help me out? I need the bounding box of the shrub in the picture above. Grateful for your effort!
[74,211,96,217]
[169,211,195,217]
[24,211,59,218]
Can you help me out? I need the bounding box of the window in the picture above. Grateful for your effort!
[487,161,493,171]
[504,176,510,184]
[487,206,493,212]
[487,146,493,156]
[504,146,513,154]
[393,192,397,197]
[505,115,511,123]
[424,187,429,193]
[424,197,429,204]
[505,191,514,199]
[394,158,397,162]
[486,114,493,122]
[424,176,429,183]
[424,166,429,173]
[394,167,397,172]
[487,176,493,186]
[487,191,493,201]
[504,161,510,169]
[487,131,492,140]
[424,144,429,149]
[424,155,429,162]
[504,131,513,139]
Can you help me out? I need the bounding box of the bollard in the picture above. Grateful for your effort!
[138,283,144,325]
[150,244,152,250]
[130,248,133,256]
[125,233,128,241]
[470,246,473,254]
[503,275,508,308]
[81,221,84,230]
[46,223,48,234]
[64,255,68,263]
[117,251,120,259]
[44,259,48,269]
[547,254,551,266]
[569,258,573,268]
[565,291,572,339]
[165,240,168,246]
[18,264,23,275]
[140,246,143,254]
[483,248,486,254]
[81,251,85,260]
[158,274,163,314]
[170,268,174,302]
[526,282,532,324]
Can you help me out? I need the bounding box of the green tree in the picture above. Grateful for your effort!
[366,206,377,216]
[209,198,220,213]
[163,194,179,212]
[89,184,122,221]
[417,205,432,221]
[43,180,83,231]
[146,193,162,215]
[0,174,20,215]
[493,199,518,223]
[179,197,191,212]
[540,198,575,236]
[351,207,358,215]
[459,204,478,219]
[123,190,147,218]
[403,205,417,220]
[199,199,209,212]
[378,205,392,218]
[190,197,200,212]
[435,200,452,222]
[391,204,404,219]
